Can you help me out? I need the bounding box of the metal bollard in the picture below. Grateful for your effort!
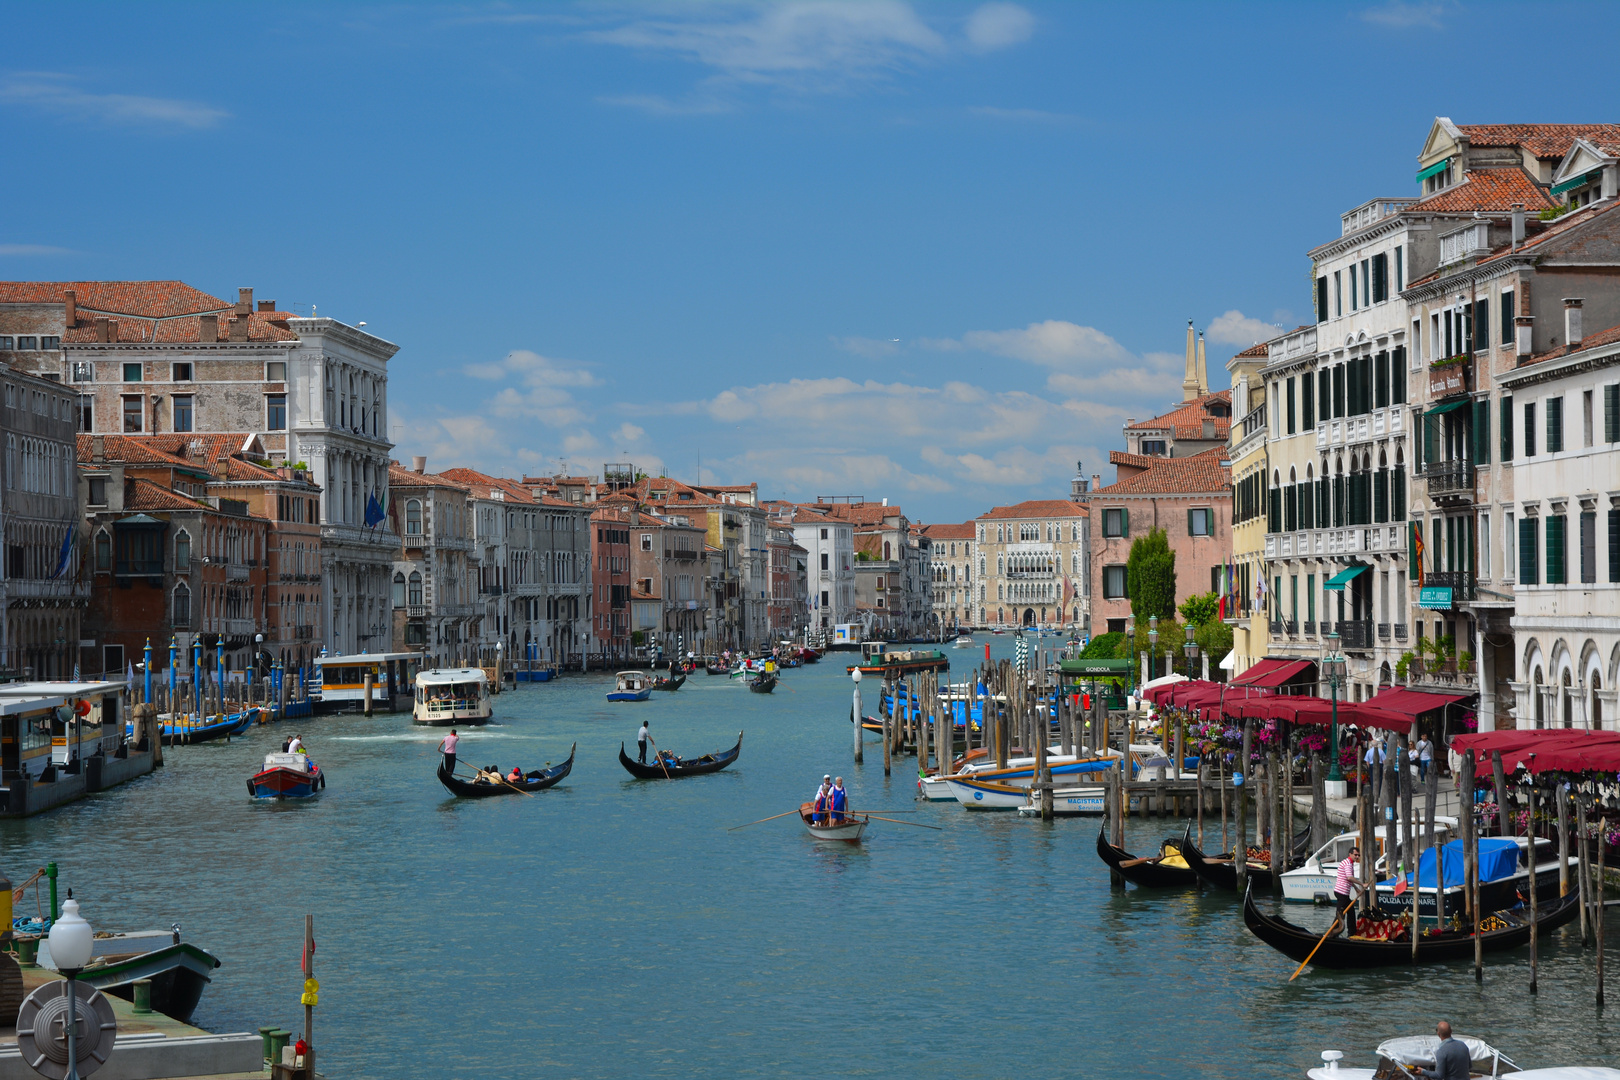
[132,978,153,1013]
[259,1026,277,1062]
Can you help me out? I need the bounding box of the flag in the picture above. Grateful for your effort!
[1393,874,1408,897]
[1413,525,1426,589]
[364,492,385,528]
[51,523,74,579]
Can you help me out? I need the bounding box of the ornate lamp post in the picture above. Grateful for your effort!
[49,894,94,1080]
[1148,615,1159,683]
[1124,614,1136,700]
[1183,624,1199,679]
[1322,631,1348,787]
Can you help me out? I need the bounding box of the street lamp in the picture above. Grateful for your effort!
[1124,614,1136,700]
[1322,630,1349,785]
[49,893,94,1080]
[255,633,265,679]
[1183,624,1199,680]
[1148,615,1159,682]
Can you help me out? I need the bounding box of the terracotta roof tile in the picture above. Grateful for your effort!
[976,499,1087,521]
[0,281,227,318]
[1092,447,1231,497]
[389,463,471,492]
[1126,391,1233,440]
[75,433,195,468]
[1109,450,1160,470]
[1409,198,1620,289]
[1233,342,1271,359]
[1523,321,1620,365]
[1407,167,1552,213]
[918,522,975,540]
[124,477,207,512]
[436,467,537,504]
[1458,124,1620,159]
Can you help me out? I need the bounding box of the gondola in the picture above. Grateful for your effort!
[1094,827,1198,888]
[1181,824,1287,891]
[618,732,743,779]
[436,744,576,797]
[705,661,729,676]
[748,672,778,694]
[652,673,686,692]
[1241,884,1581,970]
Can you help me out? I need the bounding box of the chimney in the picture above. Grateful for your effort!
[198,314,218,341]
[1564,298,1584,348]
[91,434,104,464]
[106,319,118,342]
[258,300,275,312]
[1515,315,1534,359]
[1511,203,1525,246]
[1202,418,1216,439]
[237,288,253,316]
[63,289,76,328]
[228,316,248,342]
[94,317,110,343]
[1091,473,1101,492]
[412,455,427,474]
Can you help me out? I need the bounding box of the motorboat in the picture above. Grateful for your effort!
[43,928,221,1024]
[607,671,653,702]
[247,752,324,799]
[1279,819,1457,903]
[1304,1034,1618,1080]
[952,634,974,649]
[1373,835,1574,917]
[412,668,492,725]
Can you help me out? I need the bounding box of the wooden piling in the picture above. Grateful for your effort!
[1310,750,1329,853]
[1399,742,1417,961]
[1463,749,1481,981]
[1556,783,1571,900]
[1529,777,1539,995]
[1576,792,1590,945]
[1598,815,1606,1008]
[883,681,893,777]
[1235,721,1252,893]
[1359,768,1376,924]
[1425,757,1440,928]
[1492,750,1510,838]
[1219,755,1229,853]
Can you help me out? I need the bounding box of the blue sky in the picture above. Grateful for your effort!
[3,1,1617,523]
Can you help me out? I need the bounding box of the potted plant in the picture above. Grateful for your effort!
[1457,650,1474,675]
[1395,650,1416,682]
[1437,635,1457,677]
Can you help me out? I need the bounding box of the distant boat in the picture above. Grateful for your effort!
[607,671,653,702]
[952,634,974,648]
[618,732,743,779]
[651,673,686,692]
[413,668,492,726]
[748,672,778,694]
[437,745,575,797]
[247,752,324,799]
[800,801,868,843]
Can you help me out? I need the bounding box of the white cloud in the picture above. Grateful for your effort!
[596,93,735,116]
[466,349,598,428]
[963,3,1034,50]
[1360,1,1450,29]
[0,73,228,129]
[925,319,1132,368]
[1205,309,1282,347]
[612,422,646,444]
[831,334,900,358]
[0,244,74,256]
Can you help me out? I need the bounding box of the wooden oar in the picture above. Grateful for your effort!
[647,736,673,780]
[1288,884,1365,981]
[1116,855,1161,869]
[861,814,941,830]
[727,808,804,831]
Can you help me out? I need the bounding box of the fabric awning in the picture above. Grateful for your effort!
[1450,729,1620,774]
[1231,657,1315,688]
[1415,157,1453,183]
[1423,398,1469,417]
[1551,168,1601,196]
[1219,650,1235,671]
[1363,687,1471,718]
[1324,564,1369,592]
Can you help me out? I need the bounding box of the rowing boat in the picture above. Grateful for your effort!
[799,801,868,843]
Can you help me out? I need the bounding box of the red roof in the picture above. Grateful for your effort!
[124,477,207,512]
[436,467,536,504]
[1126,391,1232,440]
[918,522,975,539]
[1523,321,1620,366]
[1458,123,1620,160]
[976,499,1086,521]
[1362,687,1470,719]
[1092,446,1231,497]
[1407,167,1552,214]
[1450,729,1620,774]
[0,280,227,318]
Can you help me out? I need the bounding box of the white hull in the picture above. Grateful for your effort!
[802,817,867,842]
[1014,786,1122,816]
[918,775,956,801]
[944,778,1026,810]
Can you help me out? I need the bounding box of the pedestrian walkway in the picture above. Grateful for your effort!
[1294,782,1463,829]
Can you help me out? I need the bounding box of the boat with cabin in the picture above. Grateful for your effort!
[248,752,324,799]
[412,668,493,725]
[847,641,949,677]
[1303,1033,1620,1079]
[1279,819,1457,903]
[607,671,653,702]
[313,651,422,713]
[1372,835,1572,917]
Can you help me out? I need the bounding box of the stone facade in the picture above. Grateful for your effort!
[975,500,1090,631]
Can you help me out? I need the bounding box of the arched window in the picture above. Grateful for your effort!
[392,572,406,607]
[1593,674,1604,731]
[172,582,191,627]
[408,571,423,606]
[1563,670,1574,728]
[1533,667,1545,728]
[406,499,423,536]
[95,529,111,571]
[174,529,191,573]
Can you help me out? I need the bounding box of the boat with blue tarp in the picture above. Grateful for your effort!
[1373,835,1571,917]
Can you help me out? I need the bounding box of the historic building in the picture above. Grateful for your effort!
[387,463,477,666]
[975,500,1089,631]
[1225,341,1275,677]
[919,521,975,631]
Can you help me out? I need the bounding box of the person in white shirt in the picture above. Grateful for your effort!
[1416,734,1434,782]
[637,721,651,764]
[287,735,304,754]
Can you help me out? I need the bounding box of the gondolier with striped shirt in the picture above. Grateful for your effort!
[1334,845,1360,938]
[439,730,459,773]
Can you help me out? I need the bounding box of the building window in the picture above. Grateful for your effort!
[1524,402,1536,457]
[1140,440,1167,455]
[175,529,191,572]
[172,394,193,433]
[266,393,287,431]
[266,361,287,382]
[392,572,406,607]
[1102,508,1129,538]
[87,477,107,506]
[172,362,193,381]
[122,396,143,432]
[820,528,828,540]
[122,362,142,382]
[173,582,191,627]
[408,571,423,606]
[641,533,652,551]
[70,361,93,382]
[1546,515,1567,584]
[0,337,11,350]
[77,395,93,432]
[95,529,111,571]
[1546,397,1564,454]
[16,336,37,350]
[1102,564,1127,599]
[405,500,422,535]
[1188,507,1213,536]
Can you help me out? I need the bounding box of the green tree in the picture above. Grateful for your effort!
[1178,590,1220,627]
[1195,619,1233,669]
[1078,631,1123,660]
[1126,527,1177,621]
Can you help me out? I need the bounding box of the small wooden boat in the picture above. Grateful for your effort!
[607,671,653,702]
[798,648,821,663]
[436,745,575,797]
[651,673,686,692]
[1242,885,1581,970]
[618,732,743,779]
[77,936,222,1023]
[247,752,324,799]
[800,801,868,843]
[749,672,778,694]
[1180,825,1281,890]
[1094,828,1198,888]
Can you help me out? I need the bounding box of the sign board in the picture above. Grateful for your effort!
[1418,585,1454,610]
[1058,658,1132,675]
[1428,361,1469,398]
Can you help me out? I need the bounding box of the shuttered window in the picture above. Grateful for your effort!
[1375,351,1389,408]
[1610,510,1620,583]
[1316,277,1329,323]
[1500,291,1514,345]
[1604,385,1619,443]
[1286,378,1296,435]
[1392,466,1406,521]
[1391,346,1407,403]
[1520,517,1538,584]
[1371,253,1389,303]
[1581,511,1597,584]
[1476,298,1489,349]
[1524,402,1536,457]
[1547,397,1564,453]
[1269,487,1282,533]
[1546,515,1566,584]
[1501,396,1514,461]
[1319,368,1332,421]
[1302,372,1315,430]
[1474,399,1491,465]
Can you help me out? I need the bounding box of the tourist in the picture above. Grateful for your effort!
[287,734,304,754]
[637,720,651,764]
[282,736,292,753]
[507,766,524,784]
[1416,733,1434,782]
[813,774,832,824]
[830,777,847,824]
[1416,1021,1469,1080]
[439,729,459,772]
[1334,844,1360,938]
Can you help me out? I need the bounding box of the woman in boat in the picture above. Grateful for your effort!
[507,766,523,783]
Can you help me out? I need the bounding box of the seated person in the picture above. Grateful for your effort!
[507,766,524,783]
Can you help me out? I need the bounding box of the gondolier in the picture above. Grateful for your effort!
[439,729,459,772]
[1334,845,1360,938]
[637,721,651,763]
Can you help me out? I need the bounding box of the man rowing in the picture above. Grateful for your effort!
[830,777,847,823]
[812,774,832,824]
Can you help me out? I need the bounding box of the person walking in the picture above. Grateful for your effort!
[1334,844,1361,938]
[637,720,651,764]
[438,729,459,773]
[1416,733,1434,783]
[1417,1021,1470,1080]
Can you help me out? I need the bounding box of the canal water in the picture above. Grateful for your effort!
[3,639,1617,1078]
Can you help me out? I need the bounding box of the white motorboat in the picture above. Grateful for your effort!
[412,667,492,725]
[952,634,974,649]
[1279,818,1457,903]
[1304,1034,1620,1080]
[1373,835,1576,918]
[1014,785,1141,816]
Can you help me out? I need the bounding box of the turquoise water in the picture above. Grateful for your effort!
[3,640,1617,1078]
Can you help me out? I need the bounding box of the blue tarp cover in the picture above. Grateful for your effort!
[1381,837,1519,890]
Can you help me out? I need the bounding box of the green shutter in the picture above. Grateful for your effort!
[1547,515,1566,584]
[1474,399,1490,464]
[1423,413,1436,467]
[1187,508,1195,536]
[1409,521,1420,566]
[1501,395,1514,461]
[1121,508,1129,537]
[1605,385,1619,443]
[1520,517,1538,584]
[1393,467,1406,521]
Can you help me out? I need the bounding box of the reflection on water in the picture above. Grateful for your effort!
[2,646,1615,1079]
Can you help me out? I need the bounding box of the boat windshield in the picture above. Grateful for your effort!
[418,683,484,712]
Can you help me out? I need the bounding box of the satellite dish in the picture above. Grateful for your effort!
[16,980,118,1078]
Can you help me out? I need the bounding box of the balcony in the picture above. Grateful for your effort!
[1378,622,1391,640]
[1439,221,1490,265]
[1394,623,1408,642]
[479,584,505,596]
[1425,570,1477,605]
[227,563,250,581]
[1338,620,1374,651]
[1422,459,1475,505]
[1241,403,1266,440]
[1303,620,1315,635]
[1269,620,1282,635]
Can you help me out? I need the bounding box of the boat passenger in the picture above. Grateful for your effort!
[507,766,524,784]
[287,735,305,754]
[1416,1021,1469,1080]
[830,777,847,824]
[812,775,831,824]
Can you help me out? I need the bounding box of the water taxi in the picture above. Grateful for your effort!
[607,671,653,702]
[412,668,493,725]
[846,641,949,677]
[313,652,422,713]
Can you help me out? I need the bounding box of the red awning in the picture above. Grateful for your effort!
[1450,729,1620,773]
[1231,658,1315,688]
[1362,687,1472,718]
